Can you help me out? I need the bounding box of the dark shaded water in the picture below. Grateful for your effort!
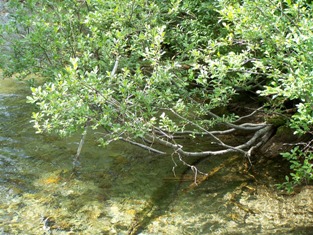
[1,79,313,234]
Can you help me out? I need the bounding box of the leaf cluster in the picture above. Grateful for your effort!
[278,146,313,192]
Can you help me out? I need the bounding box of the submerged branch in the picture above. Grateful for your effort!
[183,154,241,192]
[73,122,89,167]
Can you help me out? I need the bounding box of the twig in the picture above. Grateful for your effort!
[119,137,166,154]
[234,106,264,123]
[206,110,267,131]
[176,152,207,185]
[171,152,178,177]
[157,128,236,137]
[111,55,120,77]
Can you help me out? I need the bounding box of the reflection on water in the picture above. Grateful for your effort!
[1,80,313,234]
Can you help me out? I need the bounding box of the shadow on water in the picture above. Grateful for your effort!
[127,154,243,235]
[128,180,179,235]
[127,163,189,235]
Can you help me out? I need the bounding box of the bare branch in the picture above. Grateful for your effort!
[73,122,89,167]
[145,133,235,156]
[162,108,262,155]
[111,55,120,77]
[176,153,208,183]
[159,128,236,137]
[171,153,178,177]
[163,108,235,147]
[206,110,267,131]
[234,106,264,123]
[119,137,166,154]
[145,125,273,158]
[233,125,272,150]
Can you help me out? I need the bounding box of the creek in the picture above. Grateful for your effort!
[1,78,313,234]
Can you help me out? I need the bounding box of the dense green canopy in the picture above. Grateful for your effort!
[1,0,313,191]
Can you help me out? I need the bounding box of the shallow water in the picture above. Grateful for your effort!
[1,79,313,235]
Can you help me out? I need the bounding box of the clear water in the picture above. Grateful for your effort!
[1,79,313,235]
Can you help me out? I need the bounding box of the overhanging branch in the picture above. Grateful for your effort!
[144,125,273,158]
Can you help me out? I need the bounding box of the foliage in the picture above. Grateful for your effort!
[277,146,313,193]
[217,0,313,134]
[1,0,313,188]
[212,0,313,189]
[2,0,228,141]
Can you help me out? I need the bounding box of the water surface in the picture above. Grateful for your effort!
[1,79,313,234]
